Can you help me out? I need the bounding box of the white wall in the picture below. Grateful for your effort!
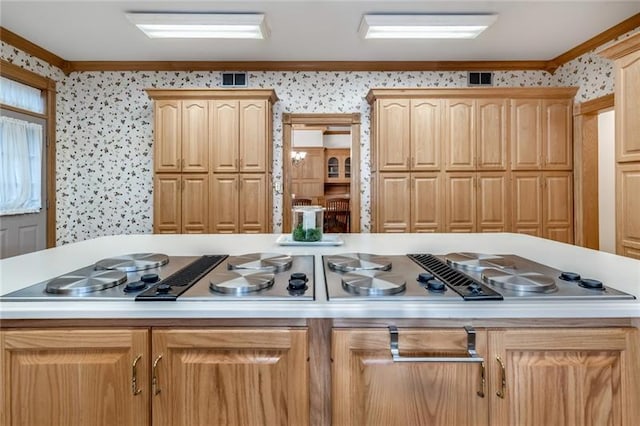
[323,134,351,148]
[292,129,323,147]
[598,110,616,253]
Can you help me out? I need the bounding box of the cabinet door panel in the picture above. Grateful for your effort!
[1,329,149,426]
[333,328,488,426]
[239,100,268,172]
[411,99,440,170]
[444,99,475,170]
[154,100,181,172]
[445,173,476,232]
[378,100,410,171]
[211,174,238,233]
[378,173,410,232]
[182,100,209,172]
[477,99,508,170]
[542,99,573,169]
[616,164,640,257]
[477,173,509,232]
[239,174,267,233]
[152,328,308,426]
[182,174,209,234]
[617,51,640,162]
[511,100,542,170]
[489,328,639,426]
[543,172,573,243]
[411,173,442,232]
[211,100,239,172]
[511,172,542,237]
[154,174,181,234]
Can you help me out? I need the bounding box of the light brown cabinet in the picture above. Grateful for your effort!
[511,98,572,170]
[154,99,209,173]
[512,171,573,243]
[368,88,575,238]
[600,33,640,259]
[1,327,309,426]
[445,172,509,233]
[211,99,270,173]
[332,327,639,426]
[376,172,443,233]
[211,173,268,233]
[153,174,208,234]
[148,89,277,234]
[1,329,149,426]
[325,148,351,182]
[152,328,309,426]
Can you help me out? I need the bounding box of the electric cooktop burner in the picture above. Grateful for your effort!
[481,268,557,293]
[95,253,169,272]
[210,270,276,295]
[45,269,127,295]
[326,253,392,272]
[341,270,406,296]
[226,253,293,272]
[444,252,515,271]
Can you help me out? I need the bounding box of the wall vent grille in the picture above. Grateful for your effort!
[467,71,493,86]
[221,72,248,87]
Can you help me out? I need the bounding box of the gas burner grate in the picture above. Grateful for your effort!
[408,254,503,301]
[136,255,228,301]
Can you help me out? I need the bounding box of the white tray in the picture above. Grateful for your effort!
[276,234,344,246]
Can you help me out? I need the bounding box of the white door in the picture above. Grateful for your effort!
[0,109,47,259]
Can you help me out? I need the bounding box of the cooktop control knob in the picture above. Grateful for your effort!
[560,272,581,281]
[290,272,308,283]
[287,279,308,294]
[417,272,435,285]
[426,279,446,292]
[156,283,172,294]
[123,280,146,292]
[579,278,604,290]
[141,273,160,283]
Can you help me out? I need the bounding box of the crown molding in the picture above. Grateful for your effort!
[0,26,70,73]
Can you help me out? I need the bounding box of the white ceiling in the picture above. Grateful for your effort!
[1,1,639,62]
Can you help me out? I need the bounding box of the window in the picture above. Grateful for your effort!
[0,76,45,113]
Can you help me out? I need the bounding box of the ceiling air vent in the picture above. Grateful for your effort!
[467,71,493,87]
[221,72,248,87]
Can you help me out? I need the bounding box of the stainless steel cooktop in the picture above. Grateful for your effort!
[323,252,636,301]
[2,252,314,302]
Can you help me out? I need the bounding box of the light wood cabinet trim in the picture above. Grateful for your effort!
[367,87,578,103]
[146,88,278,103]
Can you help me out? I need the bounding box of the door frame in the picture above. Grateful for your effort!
[282,113,361,233]
[573,93,614,249]
[1,60,57,247]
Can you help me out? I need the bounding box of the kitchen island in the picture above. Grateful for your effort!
[1,233,639,426]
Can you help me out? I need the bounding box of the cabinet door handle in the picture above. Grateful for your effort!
[131,354,143,396]
[388,325,484,363]
[152,354,163,396]
[477,361,486,398]
[496,356,506,399]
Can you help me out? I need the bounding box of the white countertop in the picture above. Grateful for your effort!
[1,233,639,320]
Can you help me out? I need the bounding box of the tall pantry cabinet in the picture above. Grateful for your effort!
[600,33,640,259]
[368,88,577,243]
[147,89,278,234]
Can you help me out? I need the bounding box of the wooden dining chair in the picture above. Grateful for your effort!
[324,197,350,233]
[292,197,313,207]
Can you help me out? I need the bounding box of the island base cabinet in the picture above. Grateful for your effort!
[151,328,309,426]
[488,328,640,426]
[0,329,149,426]
[332,328,489,426]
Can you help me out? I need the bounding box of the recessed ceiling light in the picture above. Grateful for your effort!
[126,13,269,39]
[359,14,498,39]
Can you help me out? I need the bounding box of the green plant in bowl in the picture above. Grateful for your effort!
[292,223,322,242]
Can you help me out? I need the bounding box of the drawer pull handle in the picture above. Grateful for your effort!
[477,361,486,398]
[131,354,142,396]
[388,325,484,363]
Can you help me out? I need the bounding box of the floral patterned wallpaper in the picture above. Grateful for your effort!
[1,27,637,244]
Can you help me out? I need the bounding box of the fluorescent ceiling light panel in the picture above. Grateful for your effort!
[359,14,498,39]
[126,13,268,39]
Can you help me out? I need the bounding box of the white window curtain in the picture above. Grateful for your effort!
[0,77,45,114]
[0,116,43,215]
